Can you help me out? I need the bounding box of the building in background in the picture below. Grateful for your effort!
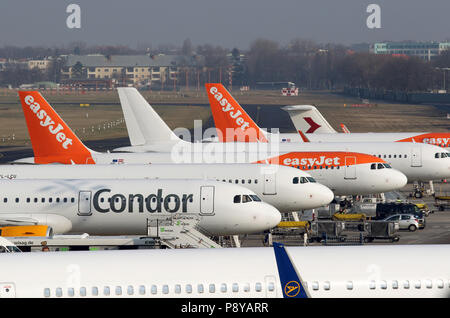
[27,58,53,71]
[372,41,450,61]
[60,54,203,88]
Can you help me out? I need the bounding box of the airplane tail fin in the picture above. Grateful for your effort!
[18,91,95,164]
[282,105,337,134]
[297,130,310,142]
[205,83,268,142]
[340,123,351,133]
[117,87,182,145]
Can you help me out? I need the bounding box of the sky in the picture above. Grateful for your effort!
[0,0,449,49]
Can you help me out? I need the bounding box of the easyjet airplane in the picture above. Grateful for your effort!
[282,105,450,150]
[0,163,335,212]
[14,90,407,196]
[205,83,450,182]
[0,178,281,235]
[1,243,450,298]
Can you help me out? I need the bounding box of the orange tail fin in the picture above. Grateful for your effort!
[18,91,95,164]
[205,83,268,142]
[340,123,351,133]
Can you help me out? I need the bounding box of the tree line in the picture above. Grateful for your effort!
[0,39,449,92]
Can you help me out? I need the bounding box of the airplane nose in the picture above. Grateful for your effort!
[387,169,408,190]
[256,203,281,230]
[303,184,334,209]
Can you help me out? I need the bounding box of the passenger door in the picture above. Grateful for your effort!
[411,147,422,167]
[200,186,215,215]
[78,191,92,216]
[344,156,357,179]
[263,173,277,195]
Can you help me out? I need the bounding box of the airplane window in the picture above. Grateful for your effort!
[63,198,68,203]
[56,288,62,297]
[437,280,444,289]
[139,286,145,295]
[221,283,227,293]
[250,195,261,202]
[255,180,258,184]
[323,281,330,291]
[307,177,316,183]
[68,288,74,297]
[115,286,122,296]
[222,179,226,182]
[92,287,98,296]
[325,166,328,169]
[403,281,410,289]
[383,164,392,168]
[34,198,38,203]
[392,281,398,289]
[71,198,75,203]
[229,180,232,183]
[41,198,45,203]
[49,198,53,203]
[425,280,432,289]
[394,155,397,158]
[127,286,134,295]
[268,282,275,292]
[293,177,299,184]
[44,288,50,298]
[383,155,386,158]
[241,179,245,184]
[435,153,440,158]
[104,286,110,296]
[313,166,317,170]
[377,163,384,169]
[414,281,421,289]
[300,177,308,183]
[405,155,407,158]
[242,195,252,203]
[302,166,306,170]
[331,166,334,169]
[197,284,204,294]
[371,163,376,170]
[442,153,446,158]
[175,285,181,294]
[369,280,376,290]
[209,284,216,293]
[319,166,322,170]
[151,285,157,295]
[244,283,250,292]
[336,166,340,170]
[399,155,402,158]
[27,198,30,203]
[186,284,192,294]
[15,198,19,203]
[248,180,251,184]
[162,285,169,294]
[232,283,239,293]
[312,281,319,291]
[380,281,387,289]
[233,195,241,203]
[346,281,353,290]
[235,180,239,184]
[80,287,86,297]
[3,198,6,203]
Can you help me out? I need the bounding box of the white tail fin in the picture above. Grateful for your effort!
[282,105,337,134]
[117,87,182,145]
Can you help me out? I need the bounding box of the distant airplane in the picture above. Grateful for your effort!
[0,178,281,235]
[205,83,450,182]
[1,243,450,298]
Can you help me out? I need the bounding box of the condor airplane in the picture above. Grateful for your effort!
[15,91,407,195]
[283,105,450,150]
[205,83,450,182]
[0,179,281,235]
[0,163,335,212]
[1,243,450,298]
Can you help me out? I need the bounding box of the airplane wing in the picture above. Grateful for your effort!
[0,216,38,227]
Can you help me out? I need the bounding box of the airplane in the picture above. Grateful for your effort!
[0,243,449,298]
[14,90,407,196]
[205,83,450,182]
[282,105,450,150]
[0,178,281,235]
[0,163,335,212]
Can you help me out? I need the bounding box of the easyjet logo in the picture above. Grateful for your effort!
[24,95,73,149]
[209,86,250,131]
[423,138,450,147]
[283,156,340,166]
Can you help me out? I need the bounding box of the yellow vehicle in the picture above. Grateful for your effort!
[0,225,52,237]
[415,203,431,216]
[276,221,310,229]
[332,213,366,222]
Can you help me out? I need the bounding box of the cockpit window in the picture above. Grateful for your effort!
[233,195,241,203]
[371,163,376,170]
[383,163,392,169]
[250,195,261,202]
[306,177,316,183]
[300,177,308,184]
[293,177,299,184]
[377,163,384,169]
[435,153,440,158]
[242,195,252,203]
